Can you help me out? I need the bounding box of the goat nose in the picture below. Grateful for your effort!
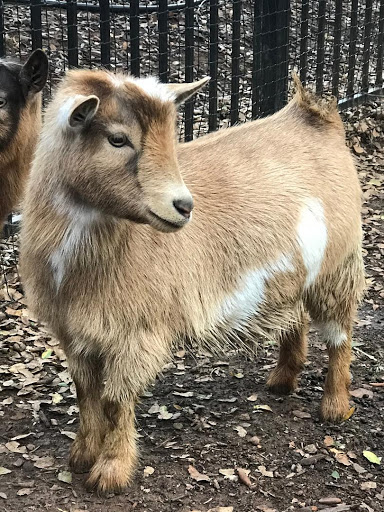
[173,198,194,219]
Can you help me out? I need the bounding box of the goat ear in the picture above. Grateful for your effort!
[68,95,100,128]
[20,49,49,96]
[167,76,210,107]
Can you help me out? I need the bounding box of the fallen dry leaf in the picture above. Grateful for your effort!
[33,456,55,469]
[234,425,247,438]
[237,467,253,488]
[143,466,155,477]
[292,410,311,419]
[350,387,374,399]
[258,465,274,477]
[5,441,27,454]
[324,436,334,447]
[57,471,72,483]
[253,404,273,413]
[219,468,238,481]
[343,406,356,420]
[334,452,351,466]
[361,481,377,490]
[188,465,210,482]
[17,488,34,496]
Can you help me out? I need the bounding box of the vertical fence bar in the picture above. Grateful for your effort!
[0,0,4,57]
[208,0,218,132]
[67,0,78,68]
[230,0,241,126]
[276,0,290,109]
[362,0,373,92]
[347,0,358,96]
[260,0,290,117]
[31,0,42,50]
[184,0,194,141]
[130,0,140,76]
[158,0,168,82]
[300,0,309,84]
[376,0,384,86]
[252,1,262,119]
[100,0,110,69]
[315,0,326,94]
[332,0,342,97]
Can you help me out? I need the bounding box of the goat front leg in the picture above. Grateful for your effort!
[86,332,170,493]
[68,354,106,473]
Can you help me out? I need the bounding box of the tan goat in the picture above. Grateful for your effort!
[0,49,48,229]
[20,70,365,493]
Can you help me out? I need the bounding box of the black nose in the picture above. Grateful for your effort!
[173,198,194,219]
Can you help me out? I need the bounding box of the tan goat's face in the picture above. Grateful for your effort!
[56,72,209,232]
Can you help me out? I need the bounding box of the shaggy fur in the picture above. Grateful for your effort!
[20,70,365,493]
[0,50,48,229]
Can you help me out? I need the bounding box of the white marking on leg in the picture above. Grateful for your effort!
[217,253,294,329]
[296,197,327,288]
[319,320,348,347]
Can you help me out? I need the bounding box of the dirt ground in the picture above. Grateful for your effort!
[0,107,383,512]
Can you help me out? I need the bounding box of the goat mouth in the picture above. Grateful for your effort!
[148,210,185,232]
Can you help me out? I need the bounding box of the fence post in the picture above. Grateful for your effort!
[362,0,373,92]
[377,0,384,86]
[130,0,140,76]
[100,0,110,69]
[67,0,78,68]
[184,0,195,141]
[0,0,4,57]
[300,0,309,85]
[332,0,342,98]
[158,0,168,82]
[31,0,42,50]
[347,0,358,97]
[230,0,241,126]
[208,0,218,132]
[259,0,290,117]
[315,0,326,94]
[252,1,262,118]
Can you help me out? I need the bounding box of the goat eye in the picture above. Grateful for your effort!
[108,133,128,147]
[0,98,7,108]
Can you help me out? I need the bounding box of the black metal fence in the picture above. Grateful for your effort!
[0,0,383,140]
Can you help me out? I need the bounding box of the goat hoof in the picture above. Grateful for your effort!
[267,371,297,395]
[86,457,133,494]
[69,440,98,473]
[320,394,350,422]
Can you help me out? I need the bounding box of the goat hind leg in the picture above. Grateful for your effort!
[267,309,308,394]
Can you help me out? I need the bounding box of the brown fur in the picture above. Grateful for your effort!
[0,50,48,228]
[20,70,365,492]
[0,95,42,225]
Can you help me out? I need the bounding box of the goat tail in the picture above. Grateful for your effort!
[291,72,344,131]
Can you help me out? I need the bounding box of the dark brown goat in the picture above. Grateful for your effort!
[0,49,48,229]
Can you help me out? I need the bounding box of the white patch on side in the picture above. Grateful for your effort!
[57,95,83,127]
[296,197,327,288]
[50,195,101,290]
[319,320,348,347]
[217,254,294,330]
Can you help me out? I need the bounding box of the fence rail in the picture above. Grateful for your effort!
[0,0,383,139]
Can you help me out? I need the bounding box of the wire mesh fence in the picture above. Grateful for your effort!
[0,1,383,139]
